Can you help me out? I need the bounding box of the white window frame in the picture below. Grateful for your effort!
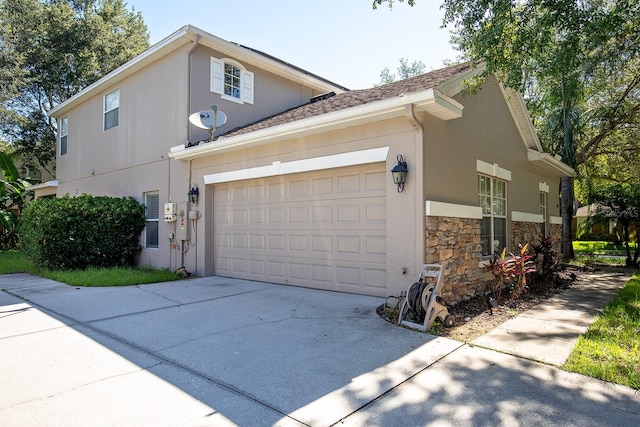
[479,174,508,256]
[210,57,254,104]
[60,117,68,156]
[104,89,120,130]
[144,192,159,249]
[539,183,548,238]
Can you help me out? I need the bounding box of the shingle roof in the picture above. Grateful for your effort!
[219,62,473,138]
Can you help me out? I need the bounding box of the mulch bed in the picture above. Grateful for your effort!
[379,264,590,342]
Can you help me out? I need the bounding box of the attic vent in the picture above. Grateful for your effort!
[310,91,336,103]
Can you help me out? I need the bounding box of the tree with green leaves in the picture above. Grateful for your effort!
[377,58,426,85]
[0,150,29,249]
[0,0,149,177]
[372,0,414,9]
[374,1,640,260]
[439,0,640,259]
[585,183,640,267]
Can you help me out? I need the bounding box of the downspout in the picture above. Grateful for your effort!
[185,34,200,274]
[405,104,426,271]
[186,34,199,143]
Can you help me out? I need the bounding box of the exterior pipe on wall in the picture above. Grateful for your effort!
[183,35,199,275]
[405,104,426,273]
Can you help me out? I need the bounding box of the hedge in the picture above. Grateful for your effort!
[20,194,146,270]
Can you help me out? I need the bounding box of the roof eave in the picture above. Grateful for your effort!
[169,89,464,161]
[49,25,347,118]
[527,149,576,177]
[49,26,193,117]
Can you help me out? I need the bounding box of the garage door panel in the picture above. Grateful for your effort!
[214,164,387,296]
[289,206,307,223]
[268,234,285,251]
[365,236,386,256]
[268,207,286,223]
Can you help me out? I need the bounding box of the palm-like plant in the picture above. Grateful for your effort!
[1,151,30,249]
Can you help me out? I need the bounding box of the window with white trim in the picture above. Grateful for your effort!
[210,57,254,104]
[479,175,507,256]
[540,191,547,237]
[144,192,159,249]
[104,89,119,130]
[60,117,68,156]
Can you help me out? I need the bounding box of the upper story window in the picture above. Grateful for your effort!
[60,117,68,156]
[104,89,119,130]
[210,57,254,104]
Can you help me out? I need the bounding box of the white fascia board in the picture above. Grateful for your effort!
[49,25,348,119]
[425,201,483,219]
[500,85,544,152]
[49,27,192,117]
[549,216,563,225]
[435,62,487,97]
[194,27,347,94]
[527,149,576,177]
[511,211,544,223]
[26,180,59,191]
[203,146,389,184]
[171,88,462,161]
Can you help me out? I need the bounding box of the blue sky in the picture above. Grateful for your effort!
[126,0,460,89]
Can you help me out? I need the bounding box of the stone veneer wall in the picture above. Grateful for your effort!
[425,216,490,303]
[549,223,562,256]
[511,221,543,252]
[426,217,564,304]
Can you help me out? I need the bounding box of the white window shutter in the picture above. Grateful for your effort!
[242,69,254,104]
[210,57,223,94]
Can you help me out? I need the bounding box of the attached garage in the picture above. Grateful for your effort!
[213,163,387,296]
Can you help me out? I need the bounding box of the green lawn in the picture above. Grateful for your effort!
[563,273,640,389]
[0,250,179,286]
[573,240,627,255]
[0,250,37,274]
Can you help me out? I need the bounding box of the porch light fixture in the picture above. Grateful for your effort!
[188,185,199,205]
[390,155,408,193]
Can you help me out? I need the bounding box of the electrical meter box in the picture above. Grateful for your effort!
[164,202,177,222]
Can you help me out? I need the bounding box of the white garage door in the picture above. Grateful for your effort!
[213,163,387,296]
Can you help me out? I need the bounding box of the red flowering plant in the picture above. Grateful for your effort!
[485,243,536,303]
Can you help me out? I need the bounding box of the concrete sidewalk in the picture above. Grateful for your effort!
[472,267,630,365]
[1,270,639,426]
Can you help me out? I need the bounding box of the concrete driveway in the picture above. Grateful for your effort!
[1,273,639,426]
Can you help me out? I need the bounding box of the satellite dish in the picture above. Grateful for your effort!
[188,105,227,142]
[189,110,227,130]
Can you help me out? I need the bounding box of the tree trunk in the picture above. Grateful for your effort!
[560,176,575,260]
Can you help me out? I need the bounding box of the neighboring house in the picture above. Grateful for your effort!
[573,203,616,239]
[48,25,574,302]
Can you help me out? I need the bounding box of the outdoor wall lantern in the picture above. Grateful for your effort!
[188,185,199,205]
[390,155,408,193]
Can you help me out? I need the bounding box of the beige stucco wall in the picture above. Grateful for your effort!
[421,78,561,245]
[52,47,566,299]
[53,40,352,274]
[188,117,420,295]
[188,45,320,143]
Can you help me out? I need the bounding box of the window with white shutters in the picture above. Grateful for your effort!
[210,57,254,104]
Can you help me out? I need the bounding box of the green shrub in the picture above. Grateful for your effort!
[20,194,146,270]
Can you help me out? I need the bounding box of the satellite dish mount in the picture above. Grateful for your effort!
[188,105,228,142]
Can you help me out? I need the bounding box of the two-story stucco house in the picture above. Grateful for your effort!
[48,25,574,302]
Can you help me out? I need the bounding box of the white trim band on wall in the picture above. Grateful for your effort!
[511,211,544,223]
[549,216,563,225]
[539,181,549,193]
[476,159,512,181]
[203,146,390,184]
[426,201,483,219]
